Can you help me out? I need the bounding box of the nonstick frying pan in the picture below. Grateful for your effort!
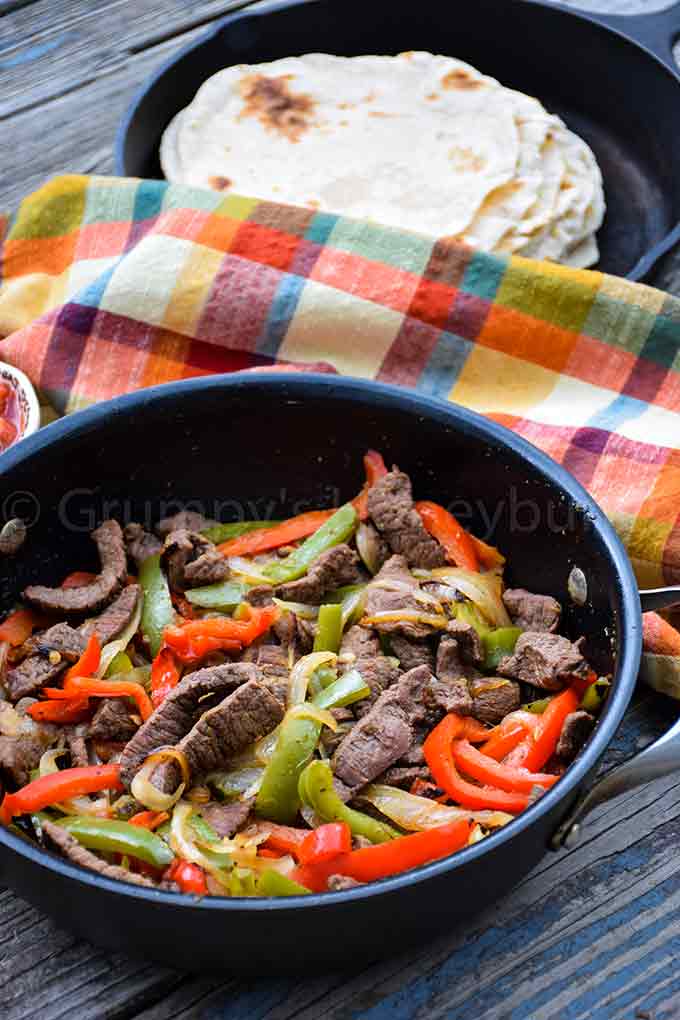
[0,373,679,972]
[115,0,680,281]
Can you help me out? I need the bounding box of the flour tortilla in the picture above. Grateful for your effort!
[161,51,605,267]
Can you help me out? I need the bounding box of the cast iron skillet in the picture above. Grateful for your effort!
[0,374,679,972]
[115,0,680,281]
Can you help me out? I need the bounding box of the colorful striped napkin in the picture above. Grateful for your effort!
[1,174,679,693]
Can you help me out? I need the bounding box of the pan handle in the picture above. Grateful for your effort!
[585,2,680,74]
[552,584,680,849]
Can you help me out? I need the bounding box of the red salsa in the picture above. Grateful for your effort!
[0,382,20,452]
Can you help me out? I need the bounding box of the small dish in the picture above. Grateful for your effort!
[0,361,41,452]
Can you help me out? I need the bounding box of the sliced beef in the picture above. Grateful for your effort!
[367,471,445,569]
[332,665,432,790]
[23,622,85,663]
[161,529,229,591]
[356,521,389,574]
[245,585,274,608]
[446,619,484,665]
[119,662,258,787]
[176,680,284,785]
[338,625,400,715]
[365,555,437,641]
[503,589,561,633]
[253,645,289,708]
[201,798,254,838]
[424,636,474,717]
[469,678,520,725]
[0,734,44,787]
[89,699,139,742]
[23,520,127,615]
[378,765,430,788]
[157,510,217,537]
[42,820,158,888]
[389,635,434,673]
[321,707,355,754]
[123,523,162,568]
[65,725,90,768]
[556,710,595,762]
[273,613,314,661]
[498,632,588,691]
[295,618,317,654]
[5,623,84,701]
[327,874,362,891]
[275,544,360,605]
[82,584,141,645]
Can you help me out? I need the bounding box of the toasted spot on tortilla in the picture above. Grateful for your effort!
[442,68,483,90]
[369,110,395,118]
[239,74,316,142]
[426,92,440,101]
[209,175,232,190]
[449,146,487,173]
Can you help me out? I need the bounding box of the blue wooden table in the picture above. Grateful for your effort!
[1,2,680,1018]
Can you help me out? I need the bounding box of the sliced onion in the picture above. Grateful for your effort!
[362,784,514,831]
[131,747,189,812]
[468,823,487,845]
[287,703,338,732]
[227,557,273,584]
[363,611,448,629]
[0,702,21,737]
[370,578,443,612]
[95,595,143,678]
[340,586,368,629]
[207,766,265,799]
[429,568,511,627]
[288,651,336,705]
[39,747,68,777]
[355,523,381,575]
[171,801,233,881]
[272,598,319,621]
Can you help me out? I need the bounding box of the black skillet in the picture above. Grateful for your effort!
[0,374,679,972]
[115,0,680,281]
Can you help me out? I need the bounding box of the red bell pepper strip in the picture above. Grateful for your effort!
[298,822,352,865]
[461,717,493,743]
[415,501,479,572]
[260,821,310,859]
[0,608,45,647]
[258,848,285,859]
[0,764,123,825]
[150,646,181,709]
[520,687,580,773]
[469,535,505,570]
[27,696,92,725]
[292,819,471,892]
[423,713,530,812]
[129,810,169,830]
[217,510,335,557]
[54,676,154,722]
[165,859,207,895]
[451,739,559,793]
[162,604,278,663]
[65,632,100,683]
[61,571,98,589]
[352,449,388,519]
[479,719,528,761]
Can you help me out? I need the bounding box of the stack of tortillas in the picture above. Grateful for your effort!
[161,51,605,267]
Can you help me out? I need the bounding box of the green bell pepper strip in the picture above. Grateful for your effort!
[104,651,133,677]
[313,604,344,654]
[208,767,264,801]
[229,867,258,897]
[298,761,399,844]
[201,521,281,544]
[57,816,174,869]
[258,868,310,896]
[482,627,522,671]
[139,554,175,657]
[524,697,551,714]
[255,715,321,824]
[313,603,344,688]
[262,504,358,585]
[454,601,490,639]
[312,669,370,711]
[581,680,609,712]
[184,580,245,609]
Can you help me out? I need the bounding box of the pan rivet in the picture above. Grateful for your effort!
[568,566,587,606]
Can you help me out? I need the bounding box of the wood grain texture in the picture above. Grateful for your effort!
[1,2,680,1018]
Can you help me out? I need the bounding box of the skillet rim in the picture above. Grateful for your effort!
[0,372,642,911]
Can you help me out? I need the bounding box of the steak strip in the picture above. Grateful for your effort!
[367,471,445,569]
[42,820,159,888]
[275,544,360,605]
[23,520,127,615]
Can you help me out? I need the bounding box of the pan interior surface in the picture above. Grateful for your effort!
[119,0,680,277]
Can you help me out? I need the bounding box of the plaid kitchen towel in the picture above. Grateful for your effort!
[1,174,680,694]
